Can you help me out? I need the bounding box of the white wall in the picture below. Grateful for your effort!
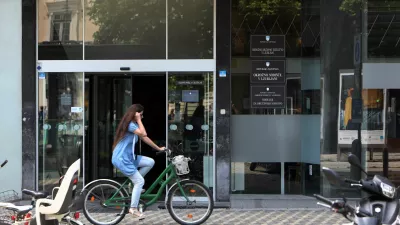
[0,0,22,194]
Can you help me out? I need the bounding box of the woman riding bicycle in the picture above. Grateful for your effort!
[111,104,165,220]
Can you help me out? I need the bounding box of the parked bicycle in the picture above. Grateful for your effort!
[81,148,214,225]
[0,159,83,225]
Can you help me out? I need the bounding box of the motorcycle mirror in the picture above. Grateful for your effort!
[348,153,368,176]
[322,167,344,187]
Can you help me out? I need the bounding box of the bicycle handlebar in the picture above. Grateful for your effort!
[156,148,172,156]
[314,194,333,206]
[1,160,8,168]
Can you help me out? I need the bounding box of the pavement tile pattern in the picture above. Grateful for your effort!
[80,209,349,225]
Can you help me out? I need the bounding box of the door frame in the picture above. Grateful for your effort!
[36,61,216,200]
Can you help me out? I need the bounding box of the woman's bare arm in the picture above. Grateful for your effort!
[133,117,148,137]
[140,136,163,151]
[137,118,147,136]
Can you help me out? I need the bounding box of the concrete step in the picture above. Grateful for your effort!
[230,195,358,209]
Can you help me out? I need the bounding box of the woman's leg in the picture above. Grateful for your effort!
[129,171,145,210]
[137,156,155,177]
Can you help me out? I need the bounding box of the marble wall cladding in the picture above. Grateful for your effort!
[215,0,232,202]
[22,0,37,194]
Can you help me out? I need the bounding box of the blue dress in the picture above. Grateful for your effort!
[111,122,143,176]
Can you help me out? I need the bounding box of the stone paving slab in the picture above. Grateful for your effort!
[80,209,349,225]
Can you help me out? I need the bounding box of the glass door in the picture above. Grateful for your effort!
[85,74,133,181]
[38,72,84,192]
[167,72,214,188]
[37,60,216,197]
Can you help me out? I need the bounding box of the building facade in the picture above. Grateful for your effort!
[1,0,400,204]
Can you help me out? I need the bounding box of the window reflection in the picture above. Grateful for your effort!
[231,162,281,194]
[38,0,84,60]
[38,73,84,192]
[84,0,166,59]
[231,0,317,57]
[168,0,213,59]
[168,73,214,186]
[231,75,321,115]
[38,0,216,60]
[368,2,400,58]
[286,78,301,114]
[285,162,302,194]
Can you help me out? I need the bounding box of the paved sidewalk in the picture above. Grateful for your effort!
[80,209,349,225]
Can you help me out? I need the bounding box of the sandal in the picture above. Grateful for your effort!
[129,208,145,220]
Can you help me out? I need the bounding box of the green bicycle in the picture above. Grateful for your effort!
[81,149,214,225]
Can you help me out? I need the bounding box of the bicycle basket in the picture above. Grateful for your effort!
[0,190,19,203]
[171,155,190,175]
[0,190,20,224]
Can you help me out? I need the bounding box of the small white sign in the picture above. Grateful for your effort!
[71,107,83,113]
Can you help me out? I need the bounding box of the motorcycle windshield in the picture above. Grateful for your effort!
[322,167,344,187]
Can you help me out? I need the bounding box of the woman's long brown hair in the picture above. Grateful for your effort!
[112,104,144,150]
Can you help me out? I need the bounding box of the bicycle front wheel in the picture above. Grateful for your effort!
[83,180,129,225]
[166,180,214,225]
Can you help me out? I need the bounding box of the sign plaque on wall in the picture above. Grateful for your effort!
[251,60,285,83]
[60,94,72,106]
[250,35,285,57]
[251,86,285,108]
[176,80,204,85]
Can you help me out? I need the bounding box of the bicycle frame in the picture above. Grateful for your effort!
[104,162,189,208]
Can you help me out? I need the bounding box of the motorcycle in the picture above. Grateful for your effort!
[314,153,400,225]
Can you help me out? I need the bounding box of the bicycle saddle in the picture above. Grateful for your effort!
[22,189,49,199]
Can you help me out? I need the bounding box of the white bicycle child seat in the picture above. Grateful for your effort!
[35,159,80,225]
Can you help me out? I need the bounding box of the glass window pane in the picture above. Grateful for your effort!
[38,0,84,60]
[168,0,213,59]
[368,2,400,58]
[38,72,84,192]
[231,162,281,194]
[84,0,166,59]
[231,0,305,58]
[284,162,302,194]
[167,73,214,187]
[231,74,308,115]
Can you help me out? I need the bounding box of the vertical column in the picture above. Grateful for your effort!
[22,0,37,192]
[320,0,356,196]
[215,0,231,202]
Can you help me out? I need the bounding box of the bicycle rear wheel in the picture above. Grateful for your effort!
[166,180,214,225]
[82,180,129,225]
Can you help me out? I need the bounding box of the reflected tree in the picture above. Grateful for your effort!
[237,0,301,17]
[87,0,165,45]
[339,0,364,16]
[168,0,213,58]
[87,0,213,58]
